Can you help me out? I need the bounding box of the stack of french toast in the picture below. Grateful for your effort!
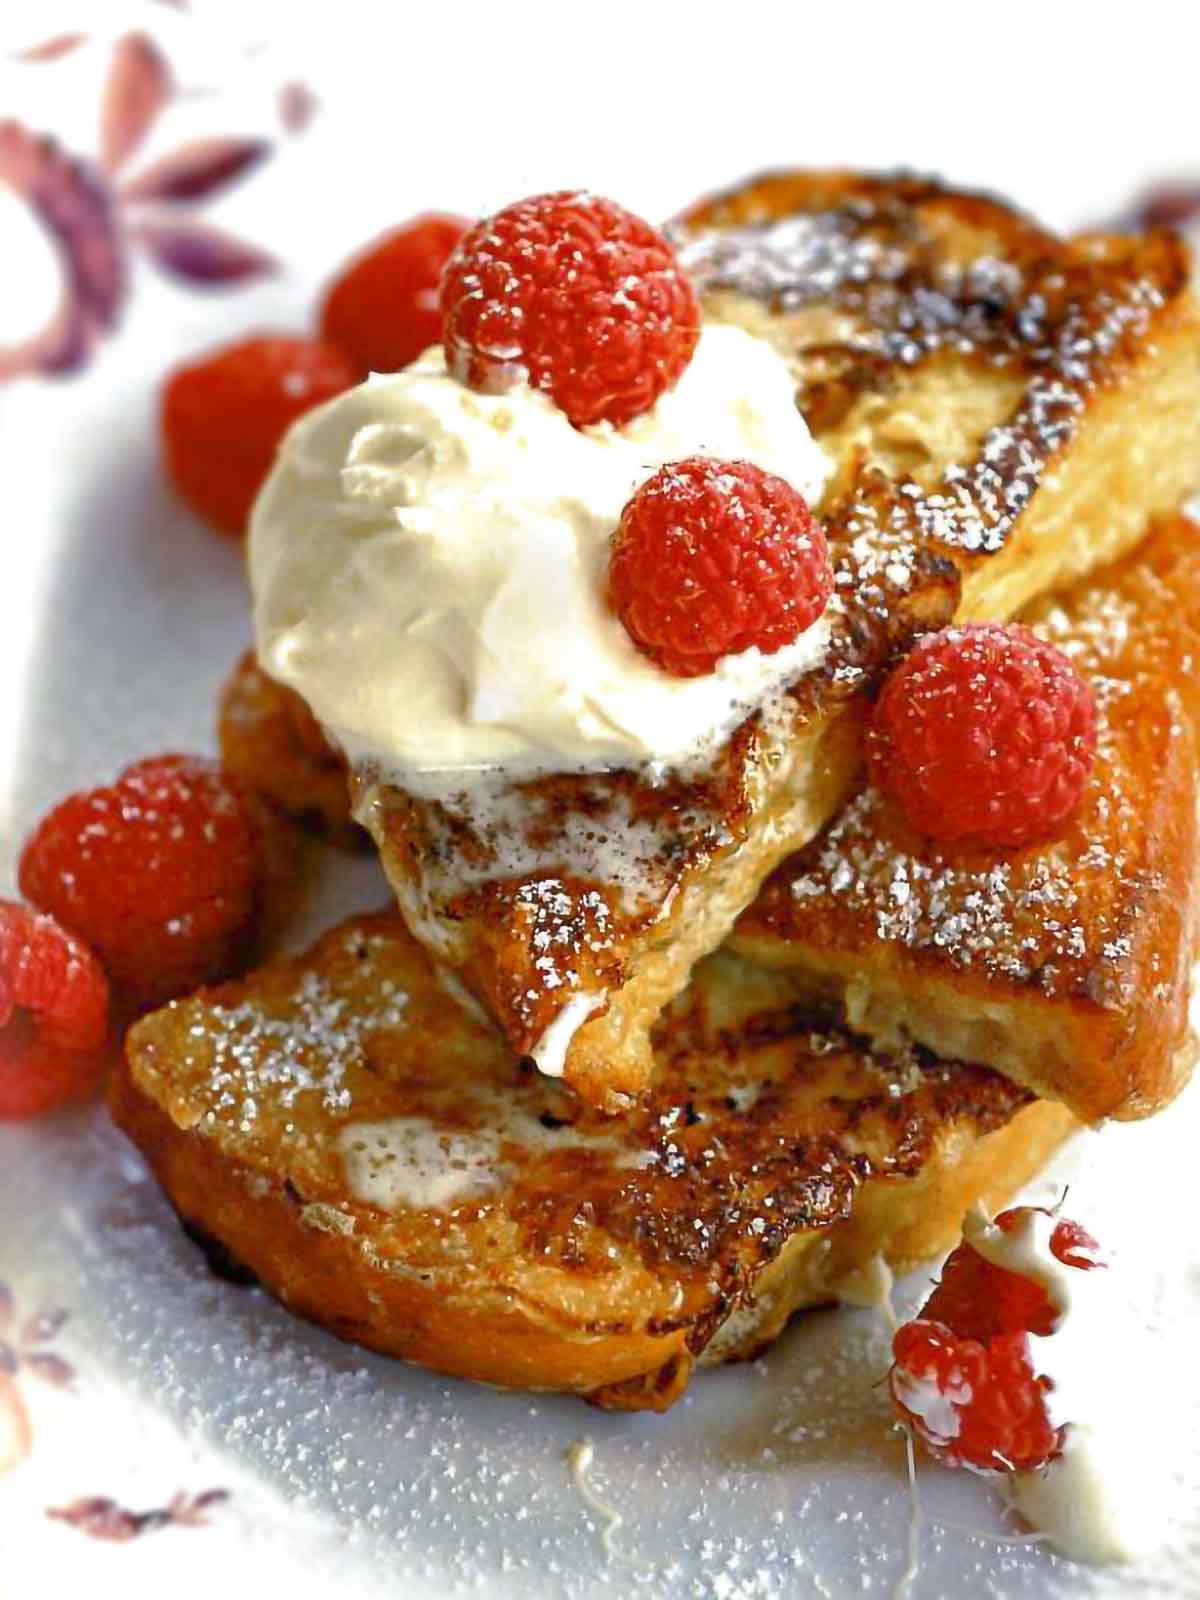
[112,172,1200,1411]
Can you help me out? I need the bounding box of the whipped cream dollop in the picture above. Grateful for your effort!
[248,323,831,793]
[964,1208,1170,1565]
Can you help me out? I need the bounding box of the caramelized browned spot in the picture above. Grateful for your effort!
[218,651,363,847]
[680,173,1187,593]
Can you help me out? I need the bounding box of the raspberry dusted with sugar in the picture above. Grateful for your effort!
[609,457,833,678]
[0,901,109,1119]
[19,756,265,1009]
[321,214,470,377]
[440,191,700,428]
[890,1206,1103,1473]
[868,622,1097,848]
[162,335,356,537]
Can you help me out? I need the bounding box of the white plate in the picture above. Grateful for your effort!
[2,9,1200,1597]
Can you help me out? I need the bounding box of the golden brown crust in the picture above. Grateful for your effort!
[733,513,1200,1122]
[218,651,363,848]
[683,1095,1078,1384]
[354,169,1200,1109]
[677,168,1058,250]
[361,701,877,1111]
[112,913,1070,1409]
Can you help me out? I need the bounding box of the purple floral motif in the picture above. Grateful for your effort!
[0,1281,74,1389]
[47,1488,230,1541]
[0,1279,74,1477]
[23,1351,75,1387]
[0,1279,232,1533]
[278,81,319,135]
[1095,181,1200,236]
[121,137,271,204]
[19,1307,69,1344]
[1130,185,1200,232]
[128,217,277,286]
[12,34,88,64]
[100,31,173,175]
[0,27,314,381]
[0,122,124,379]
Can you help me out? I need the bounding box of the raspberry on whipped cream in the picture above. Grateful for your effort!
[609,456,832,678]
[441,191,700,428]
[248,321,832,794]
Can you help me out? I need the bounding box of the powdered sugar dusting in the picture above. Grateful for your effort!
[684,191,1169,565]
[6,158,1200,1600]
[352,183,1187,1063]
[8,1082,1198,1600]
[787,784,1103,983]
[183,929,410,1134]
[778,573,1173,989]
[675,206,913,306]
[515,877,616,992]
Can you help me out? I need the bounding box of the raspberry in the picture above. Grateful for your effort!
[19,755,265,1008]
[320,214,470,377]
[924,1207,1101,1342]
[0,901,109,1119]
[162,335,356,536]
[889,1206,1103,1473]
[441,191,699,428]
[608,457,832,677]
[891,1320,1060,1473]
[867,623,1097,848]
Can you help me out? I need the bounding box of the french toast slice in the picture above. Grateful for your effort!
[732,512,1200,1123]
[113,911,1076,1411]
[219,650,364,848]
[349,170,1200,1111]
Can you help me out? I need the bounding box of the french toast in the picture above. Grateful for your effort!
[343,170,1200,1111]
[113,911,1076,1411]
[732,512,1200,1123]
[219,650,364,848]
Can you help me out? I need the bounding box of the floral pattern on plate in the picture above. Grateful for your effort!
[0,1280,72,1477]
[1,26,314,382]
